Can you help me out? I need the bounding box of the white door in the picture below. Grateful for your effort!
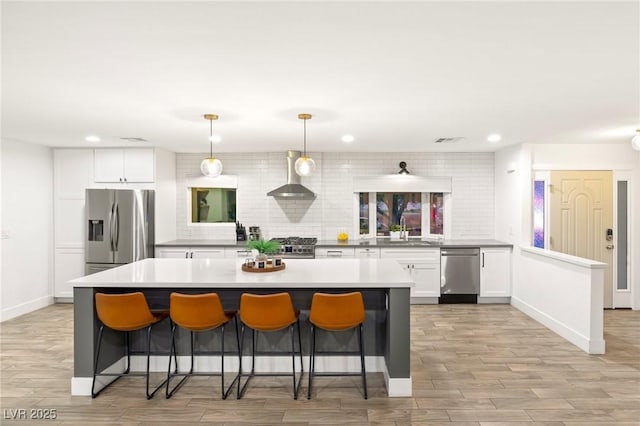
[94,149,124,182]
[550,171,614,308]
[412,262,441,298]
[123,149,155,183]
[480,248,511,297]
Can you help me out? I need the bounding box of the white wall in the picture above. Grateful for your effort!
[174,151,495,241]
[1,139,54,321]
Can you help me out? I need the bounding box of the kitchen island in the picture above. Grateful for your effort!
[70,258,414,397]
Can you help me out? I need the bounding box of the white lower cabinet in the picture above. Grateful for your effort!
[315,247,355,258]
[380,248,440,302]
[224,248,252,258]
[480,248,512,297]
[156,247,225,259]
[54,249,85,298]
[355,247,380,258]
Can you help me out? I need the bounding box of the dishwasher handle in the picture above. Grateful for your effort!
[441,248,480,256]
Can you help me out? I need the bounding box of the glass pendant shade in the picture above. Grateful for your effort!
[294,156,316,176]
[295,113,314,177]
[201,114,222,177]
[632,133,640,151]
[200,157,223,177]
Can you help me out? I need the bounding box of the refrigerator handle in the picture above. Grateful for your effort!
[114,203,120,251]
[108,203,115,252]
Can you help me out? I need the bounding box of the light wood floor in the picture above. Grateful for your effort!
[1,304,638,425]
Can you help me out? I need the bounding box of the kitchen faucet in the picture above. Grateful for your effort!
[400,216,407,240]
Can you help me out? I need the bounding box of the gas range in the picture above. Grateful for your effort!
[269,237,317,259]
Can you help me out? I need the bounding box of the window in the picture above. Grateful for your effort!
[533,180,545,248]
[190,187,236,223]
[429,193,444,235]
[357,191,444,237]
[359,192,369,235]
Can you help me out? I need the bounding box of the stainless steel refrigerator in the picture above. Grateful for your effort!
[85,189,155,275]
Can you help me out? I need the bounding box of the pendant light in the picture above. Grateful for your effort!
[632,129,640,151]
[200,114,223,177]
[294,113,316,176]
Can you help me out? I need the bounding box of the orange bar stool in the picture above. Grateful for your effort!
[166,292,239,399]
[237,292,303,400]
[92,292,169,399]
[307,291,367,399]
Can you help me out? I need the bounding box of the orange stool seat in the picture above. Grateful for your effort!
[92,292,169,399]
[166,292,239,399]
[237,293,303,399]
[307,292,367,399]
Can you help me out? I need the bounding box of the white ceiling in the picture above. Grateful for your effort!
[2,1,638,153]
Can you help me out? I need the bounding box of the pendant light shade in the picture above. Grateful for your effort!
[200,114,223,177]
[294,113,315,177]
[632,129,640,151]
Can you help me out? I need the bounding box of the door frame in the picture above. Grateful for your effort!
[532,169,634,309]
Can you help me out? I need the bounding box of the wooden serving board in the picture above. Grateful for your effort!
[241,263,286,273]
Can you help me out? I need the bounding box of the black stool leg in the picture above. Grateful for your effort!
[145,326,153,399]
[359,324,367,400]
[307,325,316,400]
[166,322,178,398]
[91,324,105,398]
[124,331,131,374]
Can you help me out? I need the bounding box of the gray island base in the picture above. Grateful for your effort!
[71,258,413,397]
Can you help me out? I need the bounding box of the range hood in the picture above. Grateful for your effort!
[267,151,316,199]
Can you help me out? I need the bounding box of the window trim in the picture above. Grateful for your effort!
[355,191,448,239]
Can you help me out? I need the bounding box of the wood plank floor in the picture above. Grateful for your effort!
[1,304,638,425]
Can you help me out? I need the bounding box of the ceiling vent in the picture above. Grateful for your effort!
[434,137,464,144]
[120,137,149,143]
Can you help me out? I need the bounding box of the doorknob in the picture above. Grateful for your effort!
[606,244,614,250]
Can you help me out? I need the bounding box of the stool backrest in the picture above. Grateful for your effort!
[240,292,296,331]
[170,292,229,330]
[95,292,155,331]
[309,292,365,330]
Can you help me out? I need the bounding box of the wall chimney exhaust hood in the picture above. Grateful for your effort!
[267,151,316,199]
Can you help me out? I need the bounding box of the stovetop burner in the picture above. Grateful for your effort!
[269,237,317,258]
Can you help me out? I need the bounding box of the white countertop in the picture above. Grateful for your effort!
[71,258,414,289]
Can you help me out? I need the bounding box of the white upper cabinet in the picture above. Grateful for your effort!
[94,148,154,183]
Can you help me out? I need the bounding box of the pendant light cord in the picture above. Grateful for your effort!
[303,118,307,156]
[209,118,213,158]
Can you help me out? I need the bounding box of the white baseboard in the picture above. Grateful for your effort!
[0,295,53,322]
[511,296,605,355]
[478,297,510,304]
[410,297,438,305]
[71,355,410,396]
[382,366,412,397]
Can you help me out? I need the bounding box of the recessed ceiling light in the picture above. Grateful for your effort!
[85,135,100,143]
[341,134,355,143]
[487,133,502,143]
[209,135,222,143]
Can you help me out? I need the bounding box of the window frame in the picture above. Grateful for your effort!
[354,191,449,239]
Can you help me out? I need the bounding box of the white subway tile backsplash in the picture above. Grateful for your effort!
[175,152,494,240]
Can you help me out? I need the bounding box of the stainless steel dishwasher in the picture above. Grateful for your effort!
[440,248,480,303]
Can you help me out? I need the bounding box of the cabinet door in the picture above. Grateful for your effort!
[225,248,252,258]
[480,248,511,297]
[355,248,380,258]
[191,248,226,259]
[123,149,154,182]
[315,248,355,258]
[157,248,190,258]
[54,248,85,298]
[94,149,124,182]
[412,262,441,298]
